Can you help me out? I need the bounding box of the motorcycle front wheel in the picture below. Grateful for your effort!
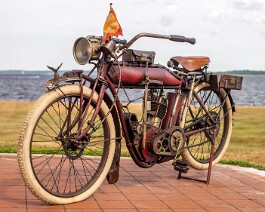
[17,84,116,204]
[181,82,232,170]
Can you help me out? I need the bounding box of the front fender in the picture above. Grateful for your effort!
[43,70,83,88]
[103,92,122,184]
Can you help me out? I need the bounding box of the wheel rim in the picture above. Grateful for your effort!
[30,95,110,197]
[184,87,229,163]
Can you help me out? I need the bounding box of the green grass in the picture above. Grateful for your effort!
[220,160,264,170]
[221,106,265,170]
[0,144,17,153]
[0,101,264,170]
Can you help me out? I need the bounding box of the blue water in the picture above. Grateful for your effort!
[231,75,265,106]
[0,71,264,106]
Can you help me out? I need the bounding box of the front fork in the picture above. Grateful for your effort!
[76,81,108,140]
[77,62,109,140]
[59,63,109,142]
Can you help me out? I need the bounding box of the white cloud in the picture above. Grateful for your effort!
[159,4,179,27]
[210,29,220,36]
[167,5,179,13]
[261,31,265,36]
[255,15,265,24]
[208,9,233,23]
[207,3,265,25]
[233,0,264,11]
[0,0,265,71]
[160,15,173,26]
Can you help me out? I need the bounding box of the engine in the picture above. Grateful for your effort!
[124,88,184,161]
[146,89,168,128]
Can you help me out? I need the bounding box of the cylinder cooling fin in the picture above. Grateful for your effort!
[146,89,167,128]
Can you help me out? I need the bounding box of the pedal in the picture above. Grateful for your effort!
[172,160,189,173]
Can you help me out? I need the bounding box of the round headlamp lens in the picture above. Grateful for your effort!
[73,37,91,65]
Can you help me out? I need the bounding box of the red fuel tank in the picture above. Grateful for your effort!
[108,63,183,87]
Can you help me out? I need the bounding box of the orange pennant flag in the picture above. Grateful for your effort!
[103,4,123,44]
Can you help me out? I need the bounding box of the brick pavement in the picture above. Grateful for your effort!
[0,154,264,212]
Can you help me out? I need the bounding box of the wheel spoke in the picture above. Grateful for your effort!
[30,93,111,197]
[184,86,231,164]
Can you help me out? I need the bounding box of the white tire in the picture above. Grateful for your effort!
[17,84,115,204]
[181,82,232,170]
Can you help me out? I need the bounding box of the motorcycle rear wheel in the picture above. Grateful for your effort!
[181,82,232,170]
[17,84,116,204]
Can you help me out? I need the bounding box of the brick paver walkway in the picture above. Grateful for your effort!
[0,154,264,212]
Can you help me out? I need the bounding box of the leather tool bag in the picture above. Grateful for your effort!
[122,49,155,64]
[209,74,243,90]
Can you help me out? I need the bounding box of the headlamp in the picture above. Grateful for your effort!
[73,36,101,65]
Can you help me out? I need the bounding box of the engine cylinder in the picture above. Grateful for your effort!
[146,89,167,128]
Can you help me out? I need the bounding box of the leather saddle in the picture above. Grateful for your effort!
[170,56,210,72]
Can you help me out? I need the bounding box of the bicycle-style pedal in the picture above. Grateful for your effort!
[172,160,189,173]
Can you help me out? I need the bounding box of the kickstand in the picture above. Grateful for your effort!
[178,129,216,185]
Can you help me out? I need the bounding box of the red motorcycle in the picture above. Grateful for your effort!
[17,32,242,204]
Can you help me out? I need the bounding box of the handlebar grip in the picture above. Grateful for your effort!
[170,35,196,45]
[111,37,127,45]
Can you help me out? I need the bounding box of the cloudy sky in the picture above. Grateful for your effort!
[1,0,264,71]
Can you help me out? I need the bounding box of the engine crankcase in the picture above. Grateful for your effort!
[151,126,185,156]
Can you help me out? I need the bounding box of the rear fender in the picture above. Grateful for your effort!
[226,89,236,113]
[208,74,242,113]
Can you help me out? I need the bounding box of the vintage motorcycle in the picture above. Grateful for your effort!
[17,32,242,204]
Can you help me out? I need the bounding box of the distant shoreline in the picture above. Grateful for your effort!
[214,70,265,75]
[0,71,264,106]
[0,70,265,75]
[0,101,264,108]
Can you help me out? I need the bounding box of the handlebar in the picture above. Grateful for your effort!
[169,35,196,45]
[119,32,196,50]
[111,37,127,45]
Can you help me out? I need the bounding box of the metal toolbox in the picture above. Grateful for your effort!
[122,49,156,64]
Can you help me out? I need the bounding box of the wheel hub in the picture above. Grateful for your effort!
[206,111,220,139]
[61,133,90,160]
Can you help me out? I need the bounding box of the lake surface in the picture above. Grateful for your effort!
[0,71,264,106]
